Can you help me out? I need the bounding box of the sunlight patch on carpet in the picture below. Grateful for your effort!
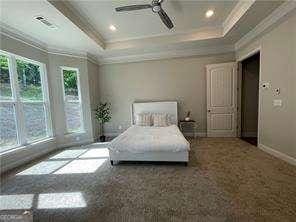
[37,192,86,209]
[0,194,34,210]
[53,159,107,174]
[50,149,86,159]
[79,148,109,159]
[17,161,68,175]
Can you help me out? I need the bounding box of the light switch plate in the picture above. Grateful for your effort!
[273,99,282,106]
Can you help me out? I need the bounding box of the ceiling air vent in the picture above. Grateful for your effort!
[34,16,58,29]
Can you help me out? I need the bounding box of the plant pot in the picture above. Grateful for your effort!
[100,135,106,142]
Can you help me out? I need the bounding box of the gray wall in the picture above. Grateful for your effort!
[48,54,94,146]
[236,12,296,158]
[87,60,100,138]
[99,53,235,136]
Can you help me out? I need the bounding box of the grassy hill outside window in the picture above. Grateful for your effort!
[61,67,84,133]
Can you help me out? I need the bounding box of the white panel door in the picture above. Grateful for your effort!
[206,62,237,137]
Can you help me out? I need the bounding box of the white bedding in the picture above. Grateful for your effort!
[109,125,190,153]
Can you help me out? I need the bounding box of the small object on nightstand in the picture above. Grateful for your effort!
[185,111,191,121]
[179,120,198,139]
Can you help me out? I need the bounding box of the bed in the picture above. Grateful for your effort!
[109,101,190,165]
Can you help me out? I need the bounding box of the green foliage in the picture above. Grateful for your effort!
[0,55,10,83]
[16,59,41,85]
[1,56,42,86]
[1,55,43,100]
[0,84,42,100]
[63,70,77,90]
[20,85,43,100]
[94,102,111,124]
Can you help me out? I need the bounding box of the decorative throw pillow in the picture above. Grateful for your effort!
[153,113,168,127]
[135,113,151,126]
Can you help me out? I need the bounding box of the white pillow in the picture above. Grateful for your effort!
[153,113,169,127]
[135,113,151,126]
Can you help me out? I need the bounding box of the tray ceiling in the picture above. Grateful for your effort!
[68,0,237,42]
[0,0,288,64]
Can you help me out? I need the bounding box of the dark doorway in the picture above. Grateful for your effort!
[241,52,260,146]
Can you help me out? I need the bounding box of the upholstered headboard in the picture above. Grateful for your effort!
[131,101,178,125]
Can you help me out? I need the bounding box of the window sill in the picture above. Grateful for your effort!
[0,137,56,156]
[64,131,86,138]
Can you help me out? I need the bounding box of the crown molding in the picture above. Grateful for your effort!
[235,1,296,50]
[86,53,101,66]
[47,47,87,59]
[47,0,105,49]
[223,0,255,35]
[47,47,100,65]
[106,26,223,50]
[105,26,223,44]
[99,44,234,65]
[0,22,48,52]
[1,21,234,66]
[1,23,101,65]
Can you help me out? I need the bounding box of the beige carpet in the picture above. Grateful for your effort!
[1,138,295,222]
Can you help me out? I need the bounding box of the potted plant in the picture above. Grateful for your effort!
[94,102,111,142]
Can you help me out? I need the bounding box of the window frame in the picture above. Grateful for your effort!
[0,50,53,152]
[60,66,84,134]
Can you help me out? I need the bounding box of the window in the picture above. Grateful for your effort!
[61,67,83,133]
[0,51,52,152]
[1,54,18,150]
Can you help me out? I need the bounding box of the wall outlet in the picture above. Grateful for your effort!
[76,136,80,141]
[118,125,122,130]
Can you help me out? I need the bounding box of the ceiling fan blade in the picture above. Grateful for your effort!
[115,4,151,12]
[158,9,174,29]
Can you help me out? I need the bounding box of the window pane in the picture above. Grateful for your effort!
[63,70,79,101]
[16,59,43,101]
[23,103,47,142]
[65,101,82,132]
[0,55,13,100]
[0,103,18,151]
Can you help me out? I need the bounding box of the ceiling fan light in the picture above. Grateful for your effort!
[152,5,161,13]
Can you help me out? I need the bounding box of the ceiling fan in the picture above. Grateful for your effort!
[115,0,174,29]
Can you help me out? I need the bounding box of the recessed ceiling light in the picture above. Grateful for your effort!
[109,25,117,31]
[206,10,214,18]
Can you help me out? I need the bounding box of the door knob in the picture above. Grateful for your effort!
[208,110,211,113]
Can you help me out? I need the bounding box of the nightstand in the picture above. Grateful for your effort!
[179,120,198,139]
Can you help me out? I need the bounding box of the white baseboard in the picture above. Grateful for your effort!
[242,131,257,137]
[258,144,296,166]
[183,132,207,137]
[104,132,120,138]
[57,138,94,149]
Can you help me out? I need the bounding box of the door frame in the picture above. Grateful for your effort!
[236,47,261,145]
